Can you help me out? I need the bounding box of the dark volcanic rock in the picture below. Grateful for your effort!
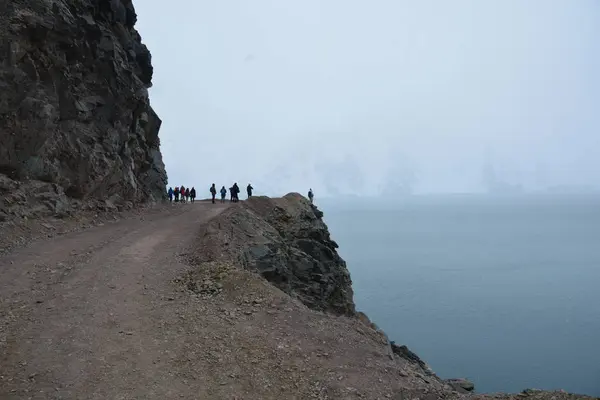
[0,0,166,219]
[390,341,434,375]
[194,193,355,316]
[446,378,475,393]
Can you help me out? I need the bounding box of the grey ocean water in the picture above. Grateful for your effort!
[319,195,600,396]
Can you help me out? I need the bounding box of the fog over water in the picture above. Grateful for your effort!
[136,0,599,196]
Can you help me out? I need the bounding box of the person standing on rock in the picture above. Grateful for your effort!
[185,187,190,203]
[229,186,234,202]
[246,183,253,199]
[190,187,196,203]
[233,183,240,202]
[308,188,314,204]
[174,186,180,202]
[168,187,174,203]
[220,186,227,203]
[210,184,217,204]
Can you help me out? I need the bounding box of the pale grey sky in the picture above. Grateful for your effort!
[135,0,599,196]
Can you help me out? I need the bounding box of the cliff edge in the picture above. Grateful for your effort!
[0,0,166,222]
[190,193,356,315]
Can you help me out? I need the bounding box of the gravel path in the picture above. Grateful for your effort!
[0,202,227,399]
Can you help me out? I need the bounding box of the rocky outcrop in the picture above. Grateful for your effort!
[191,193,355,315]
[446,378,476,393]
[390,341,431,373]
[0,0,166,220]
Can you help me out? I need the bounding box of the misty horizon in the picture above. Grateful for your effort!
[135,0,599,197]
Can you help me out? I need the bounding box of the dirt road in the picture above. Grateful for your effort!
[0,202,227,399]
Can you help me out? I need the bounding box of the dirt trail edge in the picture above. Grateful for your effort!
[0,203,227,399]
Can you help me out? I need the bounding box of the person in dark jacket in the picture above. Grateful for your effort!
[190,187,196,203]
[168,187,174,202]
[308,188,314,204]
[180,185,186,203]
[229,186,234,202]
[246,183,253,198]
[220,186,227,203]
[174,187,180,202]
[210,184,217,204]
[232,183,240,202]
[185,187,190,202]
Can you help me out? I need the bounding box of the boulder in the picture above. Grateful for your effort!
[446,378,475,393]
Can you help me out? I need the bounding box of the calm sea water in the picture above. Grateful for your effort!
[319,195,600,396]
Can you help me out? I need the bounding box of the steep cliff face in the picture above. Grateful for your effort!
[0,0,166,219]
[191,193,356,315]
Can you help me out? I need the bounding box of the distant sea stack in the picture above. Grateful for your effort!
[0,0,166,220]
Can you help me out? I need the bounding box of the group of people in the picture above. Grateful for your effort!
[167,186,197,203]
[209,183,253,204]
[167,184,315,205]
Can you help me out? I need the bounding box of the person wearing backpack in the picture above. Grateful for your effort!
[190,187,196,203]
[220,186,227,203]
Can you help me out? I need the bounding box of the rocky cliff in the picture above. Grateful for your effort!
[190,193,356,315]
[0,0,166,221]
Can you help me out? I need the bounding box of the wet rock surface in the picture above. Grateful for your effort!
[0,0,166,221]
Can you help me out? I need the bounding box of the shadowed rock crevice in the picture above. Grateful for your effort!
[0,0,166,220]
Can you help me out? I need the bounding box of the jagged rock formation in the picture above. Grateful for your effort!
[191,193,356,315]
[0,0,166,220]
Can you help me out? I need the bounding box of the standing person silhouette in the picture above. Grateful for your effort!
[232,183,240,202]
[210,184,217,204]
[190,187,196,203]
[308,188,314,204]
[220,186,227,203]
[246,183,254,199]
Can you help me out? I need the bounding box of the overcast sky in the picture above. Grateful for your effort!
[135,0,599,196]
